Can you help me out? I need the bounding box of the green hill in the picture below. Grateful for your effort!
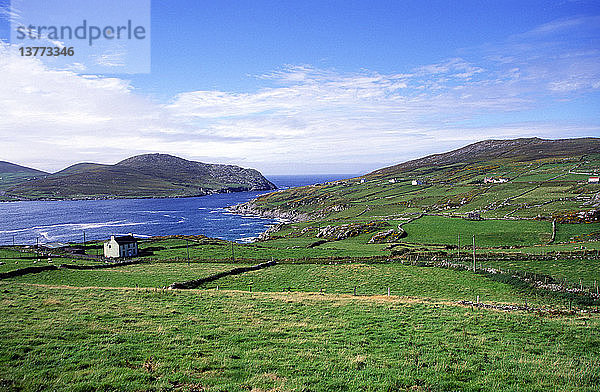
[0,161,48,192]
[230,137,600,248]
[3,154,276,200]
[371,137,600,175]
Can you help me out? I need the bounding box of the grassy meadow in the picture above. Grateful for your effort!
[1,240,600,391]
[1,284,599,392]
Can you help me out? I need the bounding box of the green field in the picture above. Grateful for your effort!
[3,261,564,306]
[8,262,249,288]
[1,284,599,392]
[0,248,81,273]
[1,245,599,391]
[401,216,552,247]
[136,237,387,261]
[202,263,585,307]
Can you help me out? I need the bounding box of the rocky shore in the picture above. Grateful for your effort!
[226,201,315,222]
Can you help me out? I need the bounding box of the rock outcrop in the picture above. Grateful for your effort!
[316,221,389,241]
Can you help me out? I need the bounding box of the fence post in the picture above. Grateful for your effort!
[472,235,476,272]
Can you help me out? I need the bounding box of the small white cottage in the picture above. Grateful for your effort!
[103,234,138,258]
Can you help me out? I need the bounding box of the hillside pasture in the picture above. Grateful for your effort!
[401,216,552,247]
[1,284,598,392]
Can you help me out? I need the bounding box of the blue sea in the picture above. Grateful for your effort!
[0,175,353,246]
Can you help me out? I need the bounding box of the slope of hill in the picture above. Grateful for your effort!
[370,137,600,176]
[230,137,600,247]
[0,161,48,191]
[3,154,276,200]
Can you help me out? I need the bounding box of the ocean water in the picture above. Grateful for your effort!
[0,174,353,246]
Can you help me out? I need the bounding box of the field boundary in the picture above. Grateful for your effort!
[168,260,277,289]
[0,260,142,280]
[0,265,58,279]
[59,260,141,270]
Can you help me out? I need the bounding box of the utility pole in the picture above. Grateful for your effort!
[231,241,235,263]
[83,231,86,252]
[457,233,460,258]
[12,235,15,247]
[472,235,476,272]
[186,239,190,266]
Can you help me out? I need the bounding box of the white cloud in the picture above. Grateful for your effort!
[0,15,599,174]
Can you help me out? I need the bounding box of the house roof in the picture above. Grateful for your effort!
[112,235,138,245]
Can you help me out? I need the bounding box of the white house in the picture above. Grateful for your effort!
[104,234,138,258]
[484,177,508,184]
[589,177,599,184]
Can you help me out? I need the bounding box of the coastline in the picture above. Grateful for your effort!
[0,186,278,203]
[226,201,314,223]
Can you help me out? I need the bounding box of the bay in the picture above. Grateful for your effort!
[0,174,353,246]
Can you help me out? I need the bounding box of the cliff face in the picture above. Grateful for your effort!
[4,154,276,200]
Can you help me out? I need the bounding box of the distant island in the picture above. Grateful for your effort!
[0,153,276,201]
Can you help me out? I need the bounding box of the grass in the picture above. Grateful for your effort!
[138,238,387,261]
[0,248,100,273]
[401,216,552,247]
[0,257,80,273]
[468,258,600,289]
[555,222,600,243]
[1,284,599,392]
[202,263,596,308]
[8,262,250,288]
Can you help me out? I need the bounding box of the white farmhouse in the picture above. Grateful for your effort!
[104,235,138,258]
[484,177,509,184]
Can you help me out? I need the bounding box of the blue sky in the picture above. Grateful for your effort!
[0,0,599,174]
[133,0,599,95]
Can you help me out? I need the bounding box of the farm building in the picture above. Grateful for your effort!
[103,235,139,258]
[411,180,424,186]
[589,177,599,183]
[484,177,508,184]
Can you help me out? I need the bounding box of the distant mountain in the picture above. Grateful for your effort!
[369,137,600,176]
[3,154,276,200]
[0,161,48,192]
